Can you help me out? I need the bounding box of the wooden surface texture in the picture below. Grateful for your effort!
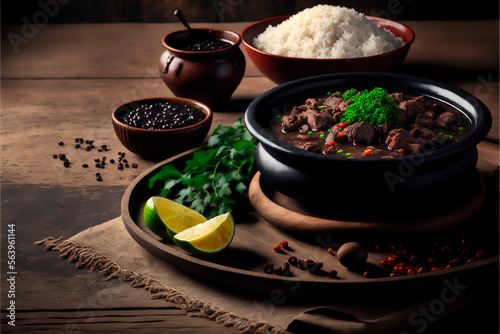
[1,20,498,333]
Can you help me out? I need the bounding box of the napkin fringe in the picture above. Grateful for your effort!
[36,237,288,334]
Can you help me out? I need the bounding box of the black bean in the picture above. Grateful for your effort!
[53,154,58,159]
[131,163,137,168]
[82,164,88,168]
[125,163,129,168]
[63,161,70,168]
[110,159,115,164]
[58,141,64,146]
[118,164,123,170]
[58,154,66,160]
[94,158,100,163]
[75,144,81,149]
[96,163,101,168]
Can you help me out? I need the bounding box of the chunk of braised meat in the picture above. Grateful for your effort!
[282,113,306,132]
[389,92,406,104]
[399,96,428,116]
[435,111,460,129]
[415,110,435,128]
[299,124,310,133]
[333,111,344,123]
[386,129,412,150]
[377,123,390,140]
[323,146,337,155]
[323,94,344,109]
[387,126,443,154]
[410,126,440,142]
[297,134,310,141]
[291,105,308,117]
[325,126,348,143]
[296,142,321,153]
[338,99,354,112]
[306,109,333,130]
[306,98,318,109]
[397,108,412,125]
[343,121,377,145]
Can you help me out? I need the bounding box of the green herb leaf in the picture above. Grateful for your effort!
[148,117,257,219]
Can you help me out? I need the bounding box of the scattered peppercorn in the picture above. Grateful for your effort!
[263,262,274,274]
[273,244,281,252]
[328,269,338,278]
[58,141,64,146]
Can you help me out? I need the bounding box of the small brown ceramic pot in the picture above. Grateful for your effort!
[112,97,213,161]
[158,28,246,107]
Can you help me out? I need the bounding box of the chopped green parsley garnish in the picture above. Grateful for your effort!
[340,87,401,127]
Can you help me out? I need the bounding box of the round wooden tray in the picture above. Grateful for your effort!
[248,171,487,238]
[122,148,498,295]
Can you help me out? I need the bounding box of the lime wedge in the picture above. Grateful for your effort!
[143,196,206,240]
[173,212,235,255]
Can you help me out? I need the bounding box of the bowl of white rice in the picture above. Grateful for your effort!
[242,5,414,84]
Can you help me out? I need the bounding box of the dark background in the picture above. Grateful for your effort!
[2,0,499,26]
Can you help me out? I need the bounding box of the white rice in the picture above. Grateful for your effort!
[253,5,405,59]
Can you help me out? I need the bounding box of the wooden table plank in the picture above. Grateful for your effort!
[2,21,498,79]
[1,20,498,334]
[0,76,276,186]
[2,21,497,139]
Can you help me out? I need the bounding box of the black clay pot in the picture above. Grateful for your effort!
[245,73,492,219]
[158,28,246,107]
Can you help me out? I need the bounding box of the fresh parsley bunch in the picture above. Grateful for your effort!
[148,118,258,219]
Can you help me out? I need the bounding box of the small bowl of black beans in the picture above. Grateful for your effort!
[112,97,213,160]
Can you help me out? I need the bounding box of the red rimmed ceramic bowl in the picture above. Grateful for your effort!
[242,15,415,84]
[112,97,213,161]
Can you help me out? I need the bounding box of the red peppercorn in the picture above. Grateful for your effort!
[380,259,391,268]
[393,263,409,275]
[409,255,418,262]
[387,256,397,265]
[328,269,338,278]
[273,244,281,252]
[396,249,408,256]
[327,248,334,254]
[363,271,371,278]
[430,267,442,272]
[280,241,289,249]
[427,257,436,265]
[407,268,416,275]
[417,267,427,274]
[374,245,381,251]
[390,273,398,277]
[449,258,460,266]
[476,250,485,259]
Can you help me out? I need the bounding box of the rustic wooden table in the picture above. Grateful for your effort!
[1,20,498,333]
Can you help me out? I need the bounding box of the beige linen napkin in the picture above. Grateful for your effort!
[37,217,477,334]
